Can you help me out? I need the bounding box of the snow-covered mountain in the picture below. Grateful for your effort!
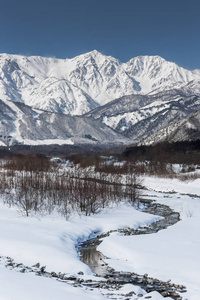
[1,50,200,146]
[0,54,99,115]
[0,51,200,116]
[86,90,200,143]
[140,109,200,145]
[124,55,199,94]
[0,99,129,146]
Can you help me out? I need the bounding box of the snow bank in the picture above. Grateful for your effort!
[0,202,160,275]
[1,174,199,299]
[98,176,200,300]
[0,264,104,300]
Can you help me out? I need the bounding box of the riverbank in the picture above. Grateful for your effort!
[78,199,183,299]
[98,177,200,300]
[0,175,200,299]
[0,200,162,299]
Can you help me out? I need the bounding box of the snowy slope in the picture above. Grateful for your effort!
[99,175,200,300]
[0,200,166,300]
[140,109,200,145]
[86,90,200,142]
[0,54,99,115]
[124,55,198,94]
[0,99,129,146]
[0,51,200,115]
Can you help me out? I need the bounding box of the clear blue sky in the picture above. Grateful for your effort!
[0,0,199,69]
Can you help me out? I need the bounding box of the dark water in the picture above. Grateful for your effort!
[79,241,108,276]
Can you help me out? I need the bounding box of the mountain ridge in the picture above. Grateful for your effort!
[0,99,129,146]
[1,50,200,146]
[1,50,200,116]
[139,109,200,145]
[85,90,200,143]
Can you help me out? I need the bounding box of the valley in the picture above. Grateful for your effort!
[0,50,200,300]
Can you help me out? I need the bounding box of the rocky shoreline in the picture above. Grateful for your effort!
[0,254,186,299]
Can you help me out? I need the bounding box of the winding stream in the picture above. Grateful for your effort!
[1,196,186,300]
[78,198,186,299]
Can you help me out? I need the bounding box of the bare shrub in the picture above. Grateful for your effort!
[0,155,143,217]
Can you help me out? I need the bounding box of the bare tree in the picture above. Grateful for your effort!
[125,161,143,208]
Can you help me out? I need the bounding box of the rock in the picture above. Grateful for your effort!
[6,262,14,268]
[169,292,180,298]
[161,291,169,297]
[25,267,33,272]
[136,278,143,284]
[76,278,84,283]
[40,266,46,273]
[127,291,136,296]
[58,273,65,279]
[85,279,92,283]
[123,278,132,283]
[19,268,26,273]
[179,289,187,293]
[67,275,77,281]
[51,272,58,277]
[32,263,40,268]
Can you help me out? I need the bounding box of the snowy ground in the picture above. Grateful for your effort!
[0,174,200,299]
[99,176,200,300]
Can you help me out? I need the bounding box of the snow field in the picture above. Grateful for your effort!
[0,171,200,299]
[0,202,160,275]
[98,176,200,300]
[0,264,105,300]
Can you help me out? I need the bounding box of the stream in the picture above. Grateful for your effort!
[1,196,187,299]
[78,197,187,299]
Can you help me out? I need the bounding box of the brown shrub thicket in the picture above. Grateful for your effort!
[0,156,142,218]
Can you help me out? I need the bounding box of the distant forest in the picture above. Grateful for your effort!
[121,140,200,165]
[0,140,200,165]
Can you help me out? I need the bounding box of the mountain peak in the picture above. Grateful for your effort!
[71,50,120,65]
[127,54,167,65]
[87,49,102,56]
[72,49,104,60]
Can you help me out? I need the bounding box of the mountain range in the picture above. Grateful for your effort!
[0,50,200,146]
